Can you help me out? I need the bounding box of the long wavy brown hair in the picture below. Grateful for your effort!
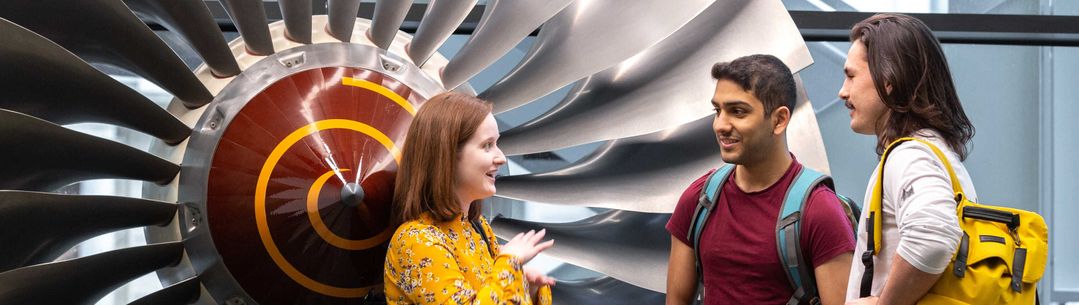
[392,92,492,226]
[851,13,975,160]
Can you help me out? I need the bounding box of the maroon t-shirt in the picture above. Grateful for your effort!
[665,158,856,305]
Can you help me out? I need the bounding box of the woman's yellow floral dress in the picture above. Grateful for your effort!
[384,212,553,305]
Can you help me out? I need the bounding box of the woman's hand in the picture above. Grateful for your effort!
[524,267,556,287]
[499,229,554,264]
[524,267,556,299]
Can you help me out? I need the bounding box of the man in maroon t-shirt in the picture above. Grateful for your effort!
[665,55,855,305]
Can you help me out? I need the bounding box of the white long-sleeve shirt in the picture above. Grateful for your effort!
[846,130,976,300]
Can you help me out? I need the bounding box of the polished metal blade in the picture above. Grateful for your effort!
[785,75,832,175]
[553,276,665,305]
[279,0,313,44]
[496,116,721,213]
[0,18,191,144]
[0,109,180,192]
[220,0,275,55]
[440,0,573,90]
[327,0,362,42]
[368,0,414,50]
[495,76,829,213]
[499,0,812,155]
[124,0,242,77]
[406,0,477,66]
[0,0,214,108]
[127,276,201,305]
[491,211,672,292]
[0,242,184,305]
[479,0,715,113]
[0,191,176,273]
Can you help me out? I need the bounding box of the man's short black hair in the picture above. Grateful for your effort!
[711,54,797,115]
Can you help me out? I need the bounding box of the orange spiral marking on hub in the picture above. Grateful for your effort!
[255,119,399,297]
[342,77,416,115]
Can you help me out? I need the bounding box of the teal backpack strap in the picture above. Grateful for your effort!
[687,164,734,301]
[776,167,829,305]
[688,164,734,249]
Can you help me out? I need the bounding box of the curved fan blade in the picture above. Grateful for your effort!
[406,0,477,66]
[368,0,414,50]
[553,277,665,305]
[220,0,275,55]
[0,109,180,192]
[496,77,828,213]
[327,0,362,42]
[498,0,812,155]
[491,211,671,292]
[497,117,720,213]
[127,276,200,305]
[0,19,190,144]
[0,191,176,273]
[480,0,714,113]
[0,0,213,108]
[440,0,573,90]
[279,0,313,44]
[124,0,242,77]
[0,242,184,305]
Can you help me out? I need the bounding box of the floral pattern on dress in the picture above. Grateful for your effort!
[384,213,553,305]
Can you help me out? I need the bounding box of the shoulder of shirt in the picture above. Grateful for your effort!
[878,132,960,193]
[808,182,838,197]
[802,183,841,214]
[671,171,714,214]
[884,132,953,167]
[392,219,446,242]
[682,170,713,195]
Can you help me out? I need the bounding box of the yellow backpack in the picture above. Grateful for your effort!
[858,138,1048,304]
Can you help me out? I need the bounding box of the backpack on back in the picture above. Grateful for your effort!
[858,138,1048,304]
[687,164,860,305]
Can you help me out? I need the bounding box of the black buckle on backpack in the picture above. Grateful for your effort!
[953,233,969,278]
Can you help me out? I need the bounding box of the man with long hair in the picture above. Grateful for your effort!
[839,13,977,305]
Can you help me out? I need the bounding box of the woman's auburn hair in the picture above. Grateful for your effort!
[392,91,493,225]
[851,13,975,160]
